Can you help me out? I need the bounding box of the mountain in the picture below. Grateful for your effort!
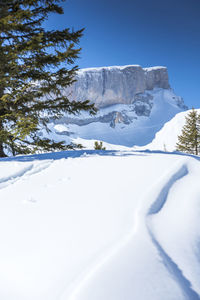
[139,109,200,152]
[0,150,200,299]
[47,65,187,147]
[69,65,171,108]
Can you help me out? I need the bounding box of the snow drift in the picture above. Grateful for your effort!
[0,150,200,300]
[141,109,200,152]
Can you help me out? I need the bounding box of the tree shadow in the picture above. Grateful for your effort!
[0,149,199,163]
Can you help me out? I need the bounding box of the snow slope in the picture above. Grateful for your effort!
[0,150,200,300]
[49,88,186,147]
[140,109,200,151]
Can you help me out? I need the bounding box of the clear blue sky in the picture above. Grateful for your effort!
[46,0,200,108]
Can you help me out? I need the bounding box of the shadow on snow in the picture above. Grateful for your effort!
[0,149,200,162]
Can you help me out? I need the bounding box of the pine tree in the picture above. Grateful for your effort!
[176,108,200,155]
[0,0,96,157]
[94,141,106,150]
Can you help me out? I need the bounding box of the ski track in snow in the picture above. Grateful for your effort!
[65,158,200,300]
[0,151,199,299]
[147,163,200,300]
[0,160,53,190]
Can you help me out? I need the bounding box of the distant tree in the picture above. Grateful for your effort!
[94,141,106,150]
[176,108,200,155]
[0,0,96,157]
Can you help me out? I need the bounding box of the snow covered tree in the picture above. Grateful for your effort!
[176,109,200,155]
[0,0,96,157]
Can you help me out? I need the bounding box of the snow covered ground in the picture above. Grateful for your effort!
[0,150,200,300]
[47,88,186,147]
[139,109,200,152]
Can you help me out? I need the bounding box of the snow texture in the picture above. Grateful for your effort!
[140,109,200,152]
[45,65,187,148]
[0,150,200,300]
[49,88,186,147]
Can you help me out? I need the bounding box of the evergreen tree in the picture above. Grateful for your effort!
[94,141,106,150]
[0,0,96,157]
[176,108,200,155]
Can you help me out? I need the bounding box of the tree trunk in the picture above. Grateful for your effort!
[0,119,6,157]
[195,133,198,155]
[0,84,7,157]
[0,142,6,157]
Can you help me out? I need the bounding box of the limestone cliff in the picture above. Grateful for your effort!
[50,65,187,147]
[68,65,170,108]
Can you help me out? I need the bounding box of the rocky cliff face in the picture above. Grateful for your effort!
[68,65,170,108]
[50,65,187,147]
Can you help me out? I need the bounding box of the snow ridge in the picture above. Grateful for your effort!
[147,163,200,300]
[77,65,167,74]
[148,164,188,214]
[0,164,34,189]
[0,160,52,190]
[0,150,200,300]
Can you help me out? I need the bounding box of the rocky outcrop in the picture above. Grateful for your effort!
[56,110,134,129]
[50,65,188,147]
[67,65,170,108]
[144,67,169,90]
[57,91,154,128]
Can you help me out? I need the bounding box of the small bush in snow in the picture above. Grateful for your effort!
[94,141,106,150]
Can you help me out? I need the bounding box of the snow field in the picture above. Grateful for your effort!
[142,109,200,152]
[0,150,199,300]
[47,88,185,148]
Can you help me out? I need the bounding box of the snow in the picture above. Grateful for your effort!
[71,137,129,150]
[77,65,142,74]
[77,65,167,75]
[49,88,185,147]
[140,109,200,152]
[54,124,70,133]
[0,149,200,299]
[144,66,167,71]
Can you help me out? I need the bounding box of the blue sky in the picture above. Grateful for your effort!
[46,0,200,108]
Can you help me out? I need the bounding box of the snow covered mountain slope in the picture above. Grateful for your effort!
[0,150,200,300]
[70,65,171,108]
[47,65,187,147]
[139,109,200,152]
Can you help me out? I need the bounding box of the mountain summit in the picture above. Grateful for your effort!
[49,65,187,147]
[71,65,170,107]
